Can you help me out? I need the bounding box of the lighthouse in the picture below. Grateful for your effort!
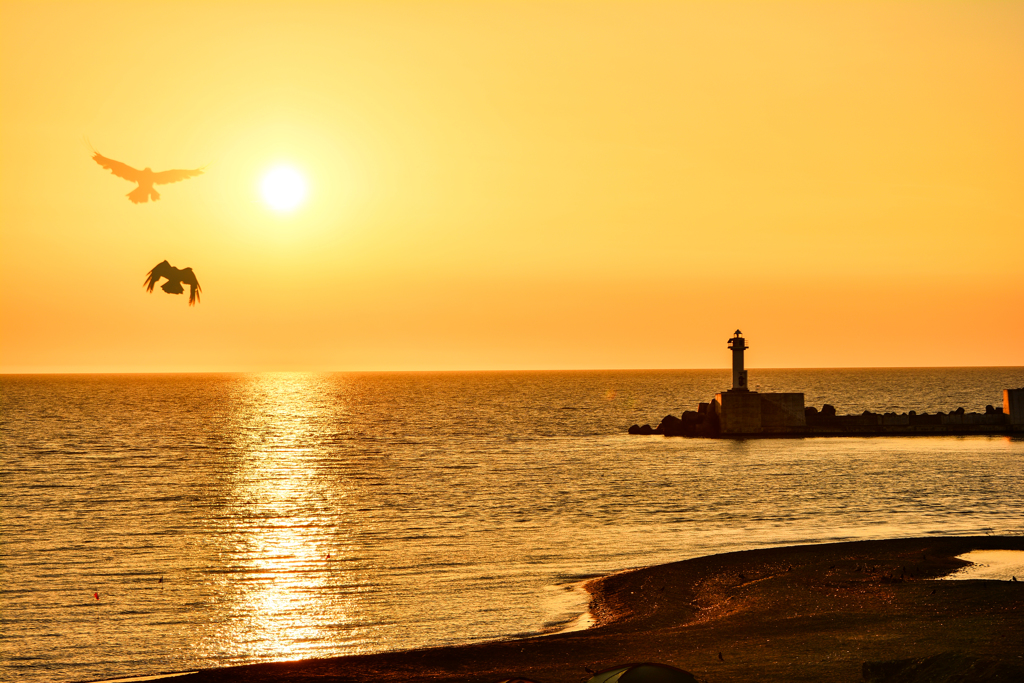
[728,330,748,391]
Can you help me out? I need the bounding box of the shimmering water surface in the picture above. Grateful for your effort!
[1,369,1022,683]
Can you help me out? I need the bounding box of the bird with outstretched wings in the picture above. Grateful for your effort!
[144,260,201,306]
[93,151,204,203]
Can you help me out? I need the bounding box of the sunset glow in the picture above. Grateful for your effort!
[4,6,1022,682]
[1,1,1022,373]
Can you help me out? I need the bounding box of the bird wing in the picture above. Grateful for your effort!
[151,167,205,185]
[93,153,142,182]
[144,260,173,293]
[181,268,202,306]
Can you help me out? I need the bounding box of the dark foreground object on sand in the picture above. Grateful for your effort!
[153,536,1024,683]
[862,651,1024,683]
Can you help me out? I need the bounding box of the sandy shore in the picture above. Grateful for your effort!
[144,536,1024,683]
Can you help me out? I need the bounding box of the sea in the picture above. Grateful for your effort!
[1,368,1022,683]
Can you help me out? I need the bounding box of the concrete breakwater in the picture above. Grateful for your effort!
[628,387,1024,438]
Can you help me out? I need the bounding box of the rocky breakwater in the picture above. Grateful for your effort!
[628,400,721,437]
[628,387,1024,438]
[802,402,1013,435]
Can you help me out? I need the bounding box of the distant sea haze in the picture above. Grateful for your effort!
[1,368,1022,683]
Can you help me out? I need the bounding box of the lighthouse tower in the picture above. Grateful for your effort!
[728,330,748,391]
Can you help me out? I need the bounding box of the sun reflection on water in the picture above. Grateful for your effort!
[208,373,375,664]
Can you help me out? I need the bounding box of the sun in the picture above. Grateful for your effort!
[261,166,307,212]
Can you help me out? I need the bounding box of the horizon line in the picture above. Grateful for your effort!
[2,364,1023,377]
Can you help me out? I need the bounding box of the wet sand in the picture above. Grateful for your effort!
[152,536,1024,683]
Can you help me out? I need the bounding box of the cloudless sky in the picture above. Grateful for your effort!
[2,1,1022,372]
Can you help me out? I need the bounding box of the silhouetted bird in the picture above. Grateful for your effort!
[92,151,204,203]
[144,260,201,305]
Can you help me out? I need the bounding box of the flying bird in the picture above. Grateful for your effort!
[144,260,201,306]
[92,151,204,203]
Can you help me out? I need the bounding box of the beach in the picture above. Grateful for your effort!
[147,536,1024,683]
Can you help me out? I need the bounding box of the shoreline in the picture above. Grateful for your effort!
[123,535,1024,683]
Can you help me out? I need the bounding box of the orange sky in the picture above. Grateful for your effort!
[1,1,1022,373]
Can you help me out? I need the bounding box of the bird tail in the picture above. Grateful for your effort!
[127,186,150,203]
[189,282,201,306]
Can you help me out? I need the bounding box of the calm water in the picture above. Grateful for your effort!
[1,369,1022,683]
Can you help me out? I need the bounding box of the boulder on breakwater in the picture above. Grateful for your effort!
[628,401,720,437]
[803,405,1008,428]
